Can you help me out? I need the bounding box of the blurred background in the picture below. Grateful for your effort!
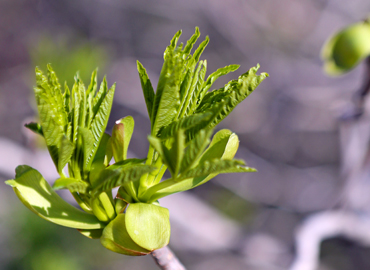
[1,0,370,269]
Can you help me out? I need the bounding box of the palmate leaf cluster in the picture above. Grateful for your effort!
[6,27,268,256]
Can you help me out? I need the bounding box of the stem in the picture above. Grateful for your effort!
[151,246,186,270]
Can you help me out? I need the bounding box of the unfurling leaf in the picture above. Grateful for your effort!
[6,165,103,229]
[125,203,170,251]
[101,214,151,256]
[112,116,135,162]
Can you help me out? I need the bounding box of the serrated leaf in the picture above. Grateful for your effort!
[25,122,44,137]
[93,76,108,116]
[57,135,75,175]
[178,60,204,118]
[145,160,255,202]
[180,128,212,173]
[187,60,207,115]
[101,213,151,255]
[186,101,226,141]
[92,164,156,196]
[53,177,89,194]
[63,82,71,114]
[193,36,209,62]
[112,116,135,162]
[89,84,115,168]
[46,65,66,125]
[137,61,155,120]
[108,158,147,170]
[168,129,185,177]
[79,127,94,171]
[71,81,80,144]
[158,112,212,140]
[196,64,268,127]
[125,203,170,251]
[5,165,103,229]
[200,64,240,98]
[177,159,249,180]
[183,26,200,55]
[35,96,64,167]
[151,47,182,136]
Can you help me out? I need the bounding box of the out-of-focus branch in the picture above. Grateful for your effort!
[151,246,186,270]
[290,57,370,270]
[289,211,370,270]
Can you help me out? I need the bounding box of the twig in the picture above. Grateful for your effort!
[151,246,186,270]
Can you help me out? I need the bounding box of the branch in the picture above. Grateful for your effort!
[289,211,370,270]
[151,246,186,270]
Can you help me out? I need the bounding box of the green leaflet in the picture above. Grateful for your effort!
[193,36,209,63]
[92,132,111,164]
[180,128,212,174]
[137,61,155,120]
[178,60,204,118]
[196,65,268,127]
[151,48,182,136]
[92,164,156,196]
[158,112,212,140]
[112,116,135,162]
[57,135,75,175]
[35,96,65,167]
[101,213,151,256]
[125,203,170,251]
[93,76,108,116]
[199,129,238,162]
[88,84,115,168]
[25,122,43,137]
[142,129,247,201]
[183,26,200,55]
[79,127,94,173]
[177,159,251,180]
[167,129,185,177]
[145,160,255,202]
[53,177,90,194]
[186,60,207,115]
[201,64,240,96]
[5,165,103,229]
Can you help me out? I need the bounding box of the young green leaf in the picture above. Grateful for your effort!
[6,165,103,229]
[25,122,43,137]
[199,129,239,163]
[92,164,156,196]
[196,64,268,127]
[137,61,155,120]
[101,213,151,256]
[57,135,75,175]
[183,26,200,55]
[88,84,115,167]
[125,203,170,251]
[180,128,213,174]
[177,159,250,181]
[144,160,255,202]
[151,48,182,136]
[200,64,240,99]
[53,177,90,194]
[167,129,185,177]
[111,116,135,162]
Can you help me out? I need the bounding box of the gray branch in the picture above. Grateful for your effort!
[151,246,186,270]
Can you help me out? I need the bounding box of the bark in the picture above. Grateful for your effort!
[151,246,186,270]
